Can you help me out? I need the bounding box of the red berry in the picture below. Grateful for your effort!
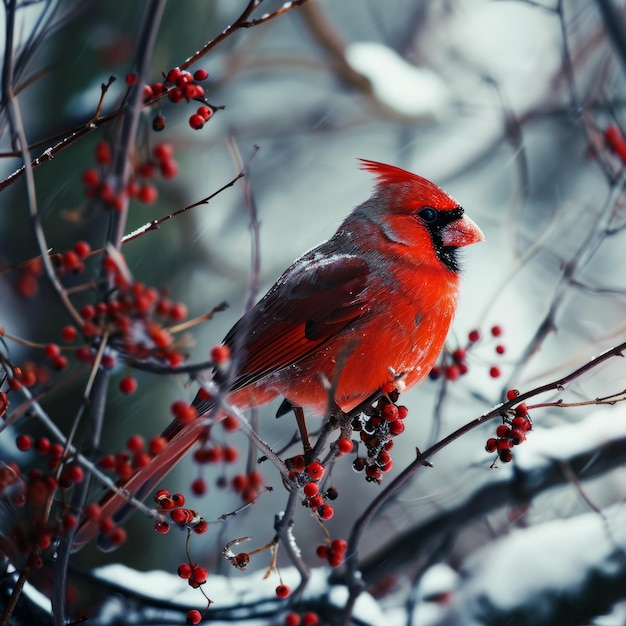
[303,482,319,497]
[491,325,503,337]
[485,437,498,452]
[171,401,197,423]
[188,113,204,130]
[302,613,320,626]
[137,161,156,178]
[331,538,347,553]
[106,527,127,547]
[452,348,466,362]
[316,544,328,559]
[221,415,239,432]
[153,142,173,162]
[154,520,170,534]
[166,67,182,83]
[499,449,513,463]
[83,503,102,521]
[512,416,532,431]
[142,85,154,101]
[337,437,353,453]
[62,250,81,272]
[98,454,115,471]
[275,584,290,599]
[191,565,208,584]
[149,436,167,455]
[95,141,111,165]
[159,159,178,179]
[468,329,480,343]
[489,366,501,378]
[510,428,527,445]
[366,465,382,481]
[172,493,186,507]
[444,364,461,381]
[515,403,529,417]
[44,343,61,359]
[382,404,399,421]
[119,375,138,395]
[307,461,324,480]
[495,344,506,355]
[495,424,510,438]
[167,87,183,103]
[210,344,230,365]
[126,434,144,452]
[233,552,250,568]
[291,455,306,471]
[186,609,202,625]
[193,68,208,81]
[61,325,77,342]
[389,419,405,435]
[197,105,213,121]
[353,457,366,472]
[16,435,31,451]
[380,381,396,395]
[51,354,69,370]
[152,115,166,131]
[125,72,138,86]
[191,477,206,496]
[506,389,519,401]
[308,495,324,510]
[73,241,91,259]
[138,184,158,204]
[82,169,99,186]
[169,302,187,321]
[317,504,334,520]
[284,613,301,626]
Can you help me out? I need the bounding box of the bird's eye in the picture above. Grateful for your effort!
[418,207,438,224]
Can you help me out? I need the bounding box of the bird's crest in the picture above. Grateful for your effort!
[359,159,459,210]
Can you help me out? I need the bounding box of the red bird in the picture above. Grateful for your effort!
[74,159,483,550]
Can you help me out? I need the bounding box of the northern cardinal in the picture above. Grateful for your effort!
[74,159,483,550]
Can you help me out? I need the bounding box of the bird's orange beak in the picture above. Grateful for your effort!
[441,214,484,247]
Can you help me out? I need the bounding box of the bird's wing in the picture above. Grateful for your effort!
[223,253,370,392]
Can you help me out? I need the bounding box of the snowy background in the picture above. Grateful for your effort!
[2,0,626,624]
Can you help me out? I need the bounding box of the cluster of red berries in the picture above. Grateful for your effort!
[315,537,347,568]
[13,241,92,300]
[98,433,167,482]
[82,140,178,210]
[5,361,51,391]
[152,489,208,536]
[284,611,320,626]
[2,457,126,559]
[177,561,209,589]
[230,469,264,504]
[286,456,336,520]
[13,256,43,298]
[351,391,406,484]
[429,325,506,381]
[485,390,533,464]
[76,260,189,369]
[605,124,626,165]
[138,66,214,132]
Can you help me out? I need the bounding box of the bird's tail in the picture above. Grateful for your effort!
[72,401,215,552]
